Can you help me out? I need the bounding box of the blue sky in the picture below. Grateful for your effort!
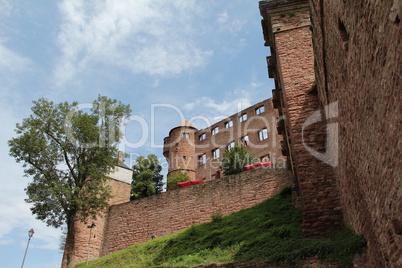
[0,0,274,267]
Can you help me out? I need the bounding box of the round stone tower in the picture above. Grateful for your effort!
[163,120,197,182]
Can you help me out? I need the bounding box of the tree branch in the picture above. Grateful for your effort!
[27,155,69,214]
[45,130,78,181]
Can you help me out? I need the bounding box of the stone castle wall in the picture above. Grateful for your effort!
[163,98,285,183]
[72,178,131,264]
[67,1,401,267]
[260,0,401,266]
[163,124,198,180]
[260,0,343,238]
[308,0,402,266]
[100,167,292,256]
[194,98,285,181]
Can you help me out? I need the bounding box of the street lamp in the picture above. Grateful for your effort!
[86,222,96,265]
[21,228,34,268]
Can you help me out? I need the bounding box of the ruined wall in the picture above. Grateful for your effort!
[260,0,343,237]
[163,123,197,180]
[60,158,133,267]
[101,167,292,256]
[308,0,402,266]
[195,98,284,181]
[163,98,285,182]
[73,178,131,265]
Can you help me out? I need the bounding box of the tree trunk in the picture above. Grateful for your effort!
[61,216,76,268]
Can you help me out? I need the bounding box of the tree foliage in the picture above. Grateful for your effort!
[131,154,164,200]
[219,144,255,176]
[8,95,130,267]
[166,170,190,191]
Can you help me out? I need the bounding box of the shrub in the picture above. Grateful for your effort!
[167,170,190,191]
[211,210,223,222]
[219,144,254,176]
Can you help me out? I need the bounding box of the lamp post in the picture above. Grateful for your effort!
[21,228,34,268]
[86,222,96,265]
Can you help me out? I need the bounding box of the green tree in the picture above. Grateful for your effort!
[8,96,131,268]
[131,154,164,200]
[219,144,255,176]
[166,170,190,191]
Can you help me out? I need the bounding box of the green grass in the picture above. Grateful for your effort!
[76,187,365,268]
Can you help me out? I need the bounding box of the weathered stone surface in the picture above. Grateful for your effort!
[70,179,131,265]
[100,167,291,256]
[163,98,285,182]
[260,0,401,266]
[309,0,402,266]
[260,0,343,238]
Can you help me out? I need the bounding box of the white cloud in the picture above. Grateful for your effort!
[182,81,265,128]
[217,11,229,24]
[215,9,245,35]
[0,99,61,251]
[0,0,12,16]
[55,0,213,86]
[183,96,251,115]
[0,2,30,77]
[0,44,31,73]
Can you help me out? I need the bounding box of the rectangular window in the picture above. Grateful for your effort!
[240,135,249,146]
[260,154,270,163]
[212,148,220,159]
[225,120,233,128]
[227,141,235,150]
[198,154,206,165]
[255,105,265,115]
[212,126,219,135]
[182,133,189,139]
[239,113,247,122]
[258,128,268,141]
[199,133,206,141]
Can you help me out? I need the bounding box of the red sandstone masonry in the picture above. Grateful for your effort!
[260,0,343,238]
[309,0,402,266]
[100,167,291,256]
[163,98,285,183]
[72,179,131,264]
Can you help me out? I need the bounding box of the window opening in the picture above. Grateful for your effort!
[198,154,206,165]
[255,105,265,115]
[225,120,233,128]
[227,141,235,150]
[258,128,268,141]
[239,113,247,122]
[212,148,220,159]
[199,133,206,141]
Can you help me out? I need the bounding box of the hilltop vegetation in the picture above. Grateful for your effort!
[77,187,365,268]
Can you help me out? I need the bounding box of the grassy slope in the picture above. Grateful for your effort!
[77,187,365,268]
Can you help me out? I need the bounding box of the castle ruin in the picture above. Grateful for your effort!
[163,98,285,183]
[65,0,401,266]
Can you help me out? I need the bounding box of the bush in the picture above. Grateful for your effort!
[219,144,254,176]
[131,154,164,200]
[211,210,223,222]
[167,170,190,191]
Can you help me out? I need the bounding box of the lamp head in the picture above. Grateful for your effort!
[28,229,34,238]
